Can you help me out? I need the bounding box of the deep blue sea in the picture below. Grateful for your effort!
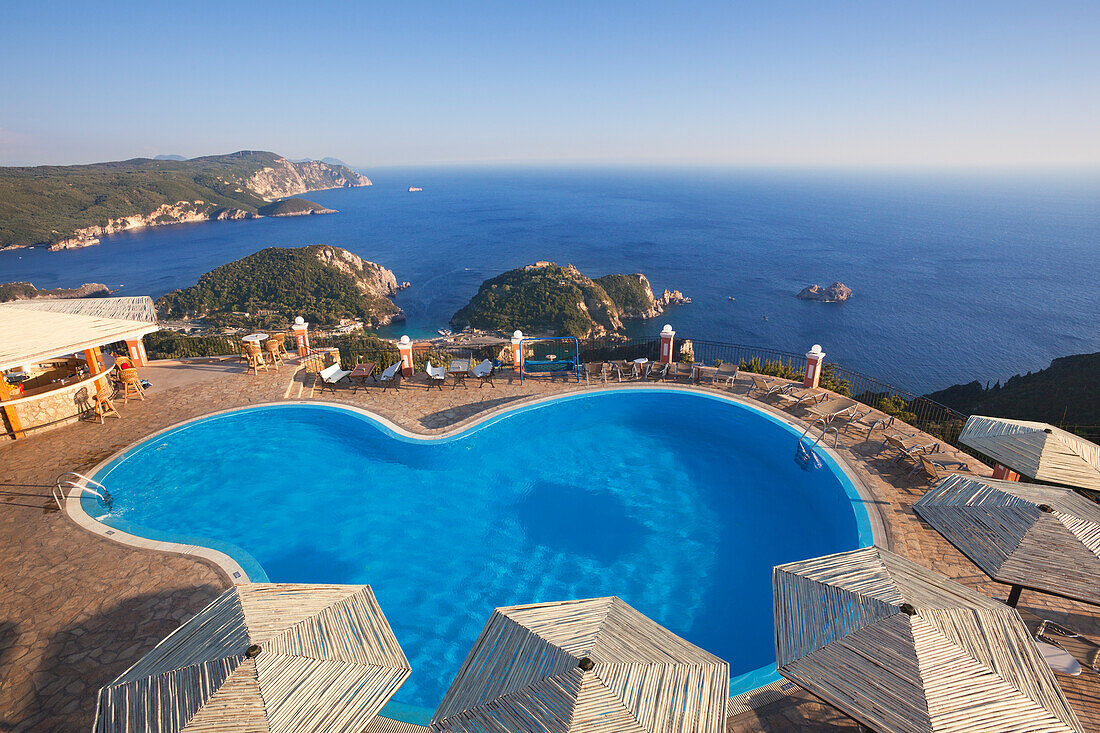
[2,167,1098,392]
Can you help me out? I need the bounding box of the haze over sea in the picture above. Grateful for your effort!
[2,167,1098,394]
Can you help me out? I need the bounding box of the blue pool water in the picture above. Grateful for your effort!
[89,390,871,722]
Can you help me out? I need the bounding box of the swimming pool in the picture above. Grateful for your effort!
[86,389,873,723]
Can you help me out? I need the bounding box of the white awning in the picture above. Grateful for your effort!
[0,297,159,372]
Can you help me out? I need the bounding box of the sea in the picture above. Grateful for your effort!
[2,167,1098,394]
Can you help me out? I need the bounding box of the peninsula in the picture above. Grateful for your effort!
[156,245,404,329]
[0,151,370,250]
[0,281,111,302]
[451,262,689,338]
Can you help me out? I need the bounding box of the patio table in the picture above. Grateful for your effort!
[349,362,377,393]
[242,333,268,343]
[449,359,471,389]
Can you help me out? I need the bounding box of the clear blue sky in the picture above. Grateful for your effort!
[1,1,1097,168]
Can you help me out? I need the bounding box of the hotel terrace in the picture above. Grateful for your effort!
[1,304,1098,733]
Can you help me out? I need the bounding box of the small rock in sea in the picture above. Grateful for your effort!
[797,281,852,302]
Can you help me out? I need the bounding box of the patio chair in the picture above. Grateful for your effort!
[1035,619,1100,674]
[912,453,968,482]
[93,385,121,423]
[472,359,495,388]
[425,360,447,390]
[244,342,267,375]
[269,332,290,358]
[647,362,669,381]
[119,368,145,404]
[711,362,738,389]
[749,374,788,397]
[882,433,940,464]
[619,360,641,381]
[315,362,352,395]
[263,339,282,370]
[379,361,402,392]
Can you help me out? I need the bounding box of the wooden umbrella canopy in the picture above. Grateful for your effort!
[914,473,1100,607]
[773,546,1083,733]
[430,597,729,733]
[959,416,1100,492]
[93,583,411,733]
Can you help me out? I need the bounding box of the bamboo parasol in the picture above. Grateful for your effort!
[959,416,1100,491]
[431,596,729,733]
[914,473,1100,607]
[94,583,411,733]
[773,546,1083,733]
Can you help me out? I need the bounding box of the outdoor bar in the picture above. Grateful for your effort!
[0,297,158,439]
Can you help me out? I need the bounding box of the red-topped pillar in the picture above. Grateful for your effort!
[292,316,310,357]
[511,330,525,372]
[659,324,675,364]
[398,335,414,376]
[125,338,149,367]
[803,344,825,389]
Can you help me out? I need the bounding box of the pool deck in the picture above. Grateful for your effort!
[1,355,1098,732]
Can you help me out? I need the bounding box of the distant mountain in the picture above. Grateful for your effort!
[451,262,687,338]
[927,352,1100,426]
[0,150,372,250]
[154,154,187,161]
[156,245,403,329]
[320,157,350,167]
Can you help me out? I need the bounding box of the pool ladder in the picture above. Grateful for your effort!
[795,419,838,470]
[53,471,113,513]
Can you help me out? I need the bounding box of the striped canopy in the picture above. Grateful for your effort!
[431,597,729,733]
[914,473,1100,606]
[959,416,1100,491]
[94,584,411,733]
[773,546,1083,733]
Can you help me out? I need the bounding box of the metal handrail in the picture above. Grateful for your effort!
[53,472,113,512]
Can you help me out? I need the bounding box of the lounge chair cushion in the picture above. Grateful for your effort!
[472,359,493,377]
[380,362,401,380]
[320,363,352,383]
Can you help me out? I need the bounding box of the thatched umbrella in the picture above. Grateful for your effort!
[430,596,729,733]
[959,416,1100,491]
[94,583,410,733]
[774,546,1083,733]
[914,473,1100,607]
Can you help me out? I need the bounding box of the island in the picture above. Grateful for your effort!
[450,261,689,338]
[156,245,404,330]
[0,281,111,302]
[0,151,371,250]
[256,198,336,217]
[798,282,852,302]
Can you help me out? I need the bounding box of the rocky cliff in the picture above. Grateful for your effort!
[451,262,689,338]
[0,281,111,301]
[48,203,254,250]
[246,159,371,199]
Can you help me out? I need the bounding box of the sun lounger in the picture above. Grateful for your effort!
[316,362,352,395]
[711,362,738,388]
[802,395,859,420]
[749,374,789,397]
[619,360,642,381]
[1035,619,1100,674]
[775,386,829,409]
[843,411,895,440]
[647,362,669,381]
[472,359,495,388]
[670,362,695,383]
[425,360,447,390]
[379,361,401,392]
[911,453,968,481]
[882,433,940,463]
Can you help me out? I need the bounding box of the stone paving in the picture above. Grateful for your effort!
[1,357,1097,732]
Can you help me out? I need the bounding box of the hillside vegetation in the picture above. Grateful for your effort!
[0,151,368,248]
[256,198,334,216]
[927,352,1100,426]
[451,263,672,337]
[156,245,402,329]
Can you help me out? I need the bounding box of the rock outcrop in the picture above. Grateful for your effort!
[798,282,852,302]
[657,288,692,307]
[0,281,111,302]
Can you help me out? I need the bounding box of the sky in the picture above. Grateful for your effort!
[1,1,1098,169]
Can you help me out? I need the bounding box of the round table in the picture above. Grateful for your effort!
[242,333,269,343]
[633,358,649,364]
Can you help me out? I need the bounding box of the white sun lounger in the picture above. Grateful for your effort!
[426,360,447,390]
[316,362,352,394]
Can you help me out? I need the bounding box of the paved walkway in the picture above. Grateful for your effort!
[0,358,1096,731]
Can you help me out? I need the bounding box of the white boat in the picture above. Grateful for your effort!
[409,186,423,192]
[437,328,453,336]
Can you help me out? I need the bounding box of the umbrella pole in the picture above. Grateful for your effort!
[1007,585,1023,607]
